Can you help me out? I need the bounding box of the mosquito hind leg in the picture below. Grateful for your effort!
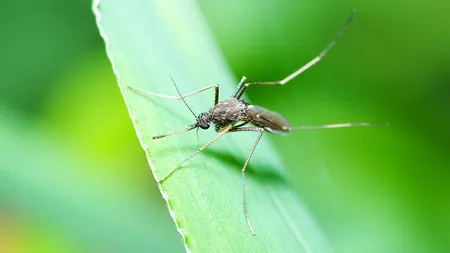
[290,122,388,130]
[234,10,356,99]
[230,126,265,235]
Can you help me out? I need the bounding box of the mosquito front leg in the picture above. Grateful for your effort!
[234,10,356,99]
[229,126,265,235]
[129,84,220,105]
[157,125,233,183]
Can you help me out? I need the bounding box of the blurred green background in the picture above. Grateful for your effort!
[1,0,449,253]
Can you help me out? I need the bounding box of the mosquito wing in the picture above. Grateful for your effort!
[246,105,291,134]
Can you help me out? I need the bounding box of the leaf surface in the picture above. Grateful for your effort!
[94,0,333,252]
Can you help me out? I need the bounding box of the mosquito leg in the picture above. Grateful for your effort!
[234,10,356,99]
[157,125,233,183]
[290,122,388,130]
[232,120,252,129]
[235,76,247,96]
[229,126,265,235]
[214,120,252,133]
[129,84,220,105]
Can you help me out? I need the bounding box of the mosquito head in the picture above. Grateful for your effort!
[196,112,211,130]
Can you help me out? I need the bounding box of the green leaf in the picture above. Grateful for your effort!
[94,0,333,252]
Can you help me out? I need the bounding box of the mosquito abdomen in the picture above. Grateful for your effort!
[246,105,291,134]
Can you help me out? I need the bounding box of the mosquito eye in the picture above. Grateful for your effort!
[197,113,210,129]
[199,120,210,129]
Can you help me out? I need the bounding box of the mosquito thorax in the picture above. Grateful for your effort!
[209,97,247,127]
[197,112,211,129]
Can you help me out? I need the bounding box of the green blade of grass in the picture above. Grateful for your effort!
[94,0,333,252]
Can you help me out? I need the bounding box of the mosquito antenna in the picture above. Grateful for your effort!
[169,75,197,118]
[290,122,388,130]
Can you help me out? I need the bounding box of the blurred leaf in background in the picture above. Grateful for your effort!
[0,0,449,252]
[1,0,182,252]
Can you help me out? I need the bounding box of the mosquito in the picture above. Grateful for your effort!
[129,10,386,235]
